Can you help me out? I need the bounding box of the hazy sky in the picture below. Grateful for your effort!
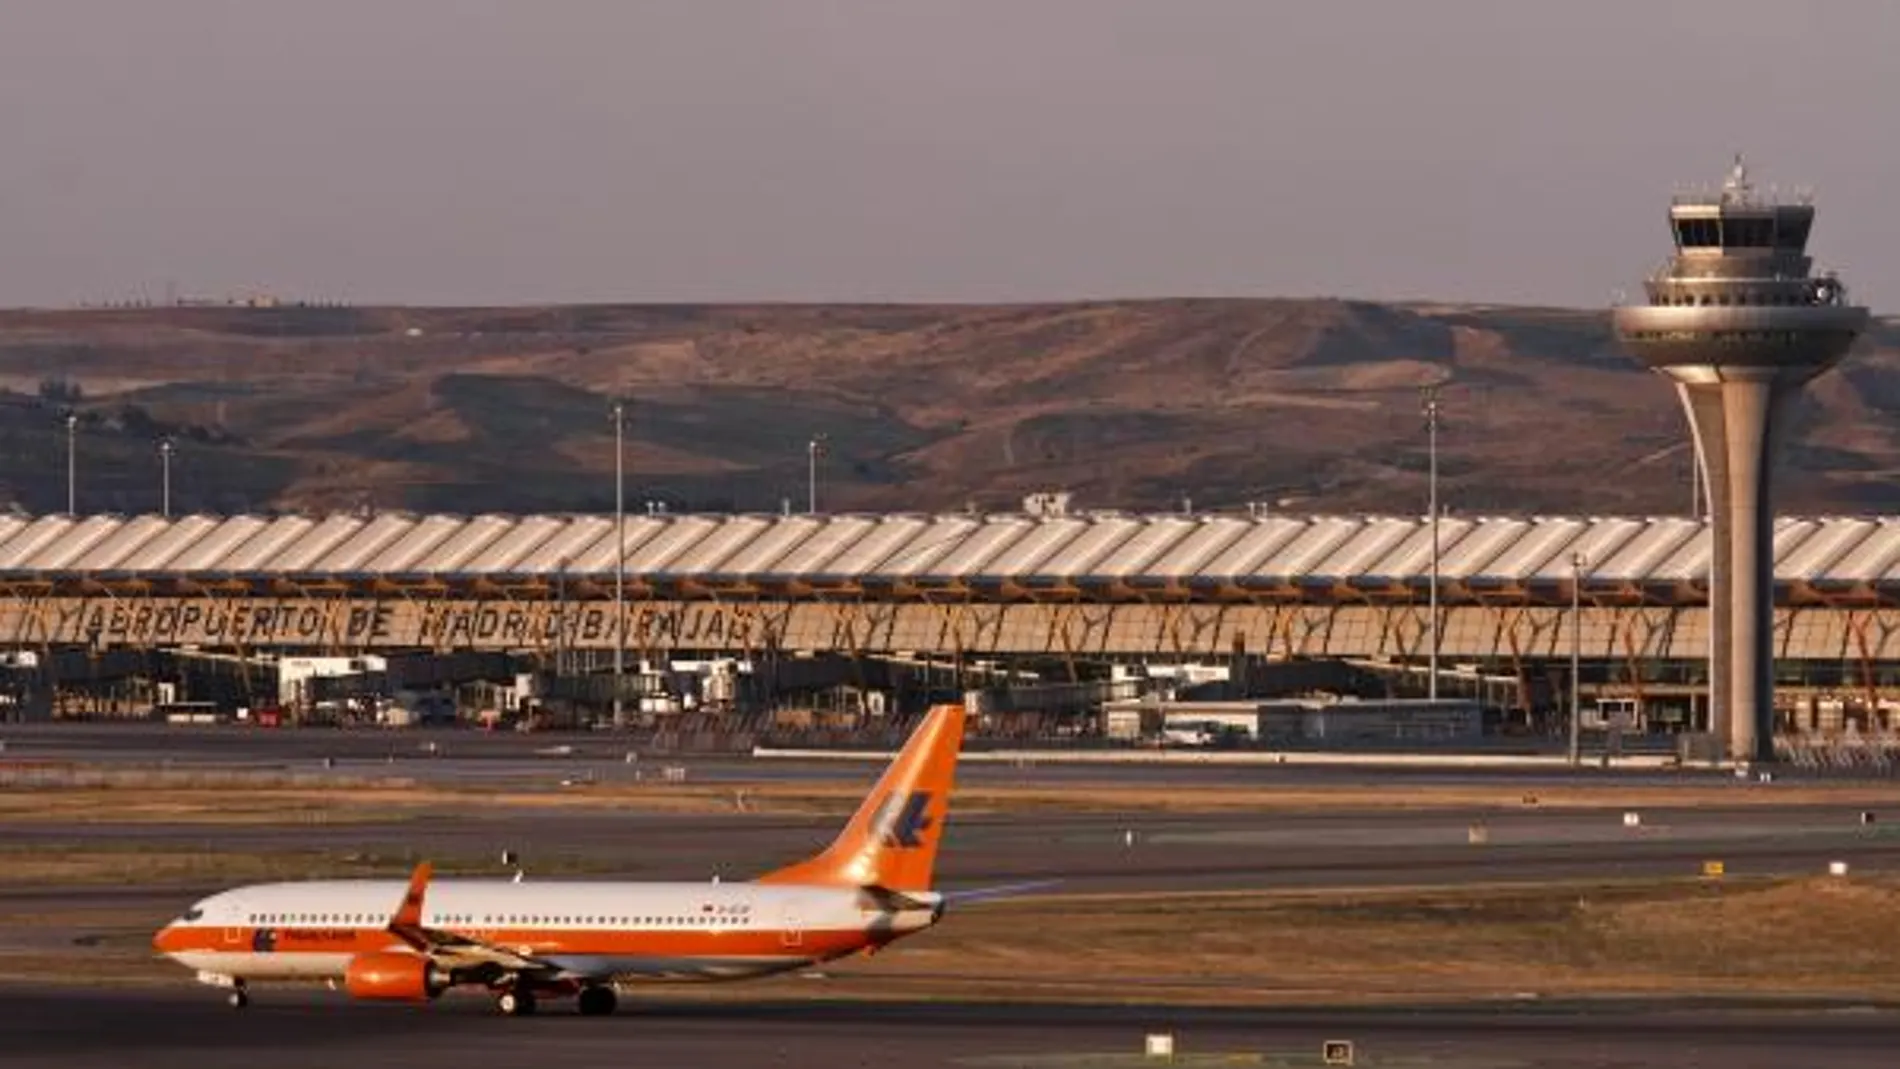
[3,1,1898,310]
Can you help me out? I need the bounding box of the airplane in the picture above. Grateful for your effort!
[153,702,1026,1016]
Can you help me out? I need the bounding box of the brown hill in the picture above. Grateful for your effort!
[0,299,1896,518]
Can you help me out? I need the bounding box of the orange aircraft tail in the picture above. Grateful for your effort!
[755,703,967,892]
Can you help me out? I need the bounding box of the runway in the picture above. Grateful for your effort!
[0,721,1783,789]
[9,801,1900,901]
[5,985,1898,1068]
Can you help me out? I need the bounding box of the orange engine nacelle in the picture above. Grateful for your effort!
[343,951,448,1002]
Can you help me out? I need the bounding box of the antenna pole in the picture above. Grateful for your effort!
[1422,386,1441,703]
[612,400,627,731]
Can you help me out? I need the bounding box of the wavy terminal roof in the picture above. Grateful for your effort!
[4,511,1900,592]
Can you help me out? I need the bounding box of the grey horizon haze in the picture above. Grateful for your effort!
[2,1,1898,312]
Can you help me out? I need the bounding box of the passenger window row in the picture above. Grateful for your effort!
[244,912,752,927]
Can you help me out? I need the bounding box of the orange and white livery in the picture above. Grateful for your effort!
[153,704,1010,1016]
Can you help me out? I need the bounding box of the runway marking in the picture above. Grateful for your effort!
[957,1053,1525,1068]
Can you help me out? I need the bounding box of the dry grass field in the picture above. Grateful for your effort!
[0,844,624,887]
[9,777,1900,827]
[820,875,1900,1005]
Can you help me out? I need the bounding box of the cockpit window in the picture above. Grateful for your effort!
[181,907,204,921]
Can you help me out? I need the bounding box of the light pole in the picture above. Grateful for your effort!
[1422,387,1441,702]
[1689,443,1703,520]
[159,438,174,518]
[807,434,827,515]
[65,412,77,516]
[555,555,571,676]
[1569,550,1587,766]
[611,401,627,730]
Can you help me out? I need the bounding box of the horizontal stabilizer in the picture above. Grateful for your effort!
[940,879,1063,905]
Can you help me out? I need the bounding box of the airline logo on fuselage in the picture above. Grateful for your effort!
[871,790,934,849]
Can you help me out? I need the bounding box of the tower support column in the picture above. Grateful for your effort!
[1676,383,1731,748]
[1717,374,1775,762]
[1685,373,1796,763]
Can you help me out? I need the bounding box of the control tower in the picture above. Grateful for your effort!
[1613,157,1868,762]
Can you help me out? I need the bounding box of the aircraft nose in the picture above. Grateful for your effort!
[153,923,183,955]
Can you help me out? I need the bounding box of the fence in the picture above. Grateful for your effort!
[1773,733,1900,773]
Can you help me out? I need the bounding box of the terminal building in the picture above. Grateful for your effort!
[5,508,1900,752]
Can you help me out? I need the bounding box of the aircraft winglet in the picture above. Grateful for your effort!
[378,860,557,973]
[389,861,433,931]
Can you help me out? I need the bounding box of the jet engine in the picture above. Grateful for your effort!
[343,951,448,1001]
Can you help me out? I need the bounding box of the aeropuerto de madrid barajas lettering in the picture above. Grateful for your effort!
[10,598,759,649]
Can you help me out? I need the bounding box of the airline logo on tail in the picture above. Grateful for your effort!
[755,703,966,890]
[872,790,934,849]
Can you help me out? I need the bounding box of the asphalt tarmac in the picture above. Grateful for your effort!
[6,985,1899,1068]
[11,793,1900,898]
[0,721,1781,788]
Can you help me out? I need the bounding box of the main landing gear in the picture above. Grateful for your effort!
[576,985,618,1017]
[494,984,618,1017]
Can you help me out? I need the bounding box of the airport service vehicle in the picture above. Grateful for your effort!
[154,703,1008,1016]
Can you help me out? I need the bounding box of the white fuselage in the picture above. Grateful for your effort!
[156,878,939,984]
